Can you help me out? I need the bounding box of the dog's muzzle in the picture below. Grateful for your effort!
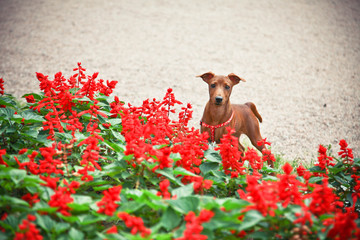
[215,96,223,104]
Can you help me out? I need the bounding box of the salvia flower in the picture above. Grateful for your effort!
[97,185,122,216]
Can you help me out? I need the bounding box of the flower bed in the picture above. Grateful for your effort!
[0,64,359,239]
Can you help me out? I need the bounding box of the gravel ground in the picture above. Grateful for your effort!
[0,0,359,162]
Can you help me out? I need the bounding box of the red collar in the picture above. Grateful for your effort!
[200,111,234,142]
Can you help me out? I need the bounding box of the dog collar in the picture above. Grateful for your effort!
[200,111,234,142]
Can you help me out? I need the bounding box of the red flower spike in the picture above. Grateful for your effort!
[0,78,4,95]
[19,148,28,155]
[243,147,263,172]
[282,162,293,174]
[97,186,122,216]
[175,209,214,240]
[216,127,244,176]
[338,139,354,165]
[0,149,8,167]
[106,225,118,234]
[25,95,36,103]
[157,179,172,199]
[327,206,359,239]
[22,193,40,207]
[296,164,307,177]
[118,212,151,237]
[257,138,271,147]
[14,214,43,240]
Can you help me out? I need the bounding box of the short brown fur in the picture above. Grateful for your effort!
[198,72,274,167]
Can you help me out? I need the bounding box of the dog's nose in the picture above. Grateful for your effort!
[215,96,223,103]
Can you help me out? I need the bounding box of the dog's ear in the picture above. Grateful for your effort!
[197,72,215,83]
[228,73,246,85]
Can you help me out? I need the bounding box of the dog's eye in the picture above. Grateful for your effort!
[225,85,230,90]
[210,84,216,88]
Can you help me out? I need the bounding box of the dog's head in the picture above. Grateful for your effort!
[197,72,246,106]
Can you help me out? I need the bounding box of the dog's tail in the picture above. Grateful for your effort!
[245,102,262,123]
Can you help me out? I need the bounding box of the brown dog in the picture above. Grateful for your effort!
[198,72,274,167]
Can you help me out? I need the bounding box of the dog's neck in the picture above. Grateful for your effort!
[204,101,233,125]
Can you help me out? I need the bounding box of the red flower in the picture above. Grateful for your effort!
[278,163,305,208]
[182,176,212,194]
[296,164,307,177]
[282,162,293,174]
[97,186,122,216]
[243,147,263,172]
[216,128,244,176]
[316,145,335,170]
[106,225,118,234]
[155,147,173,170]
[0,78,4,95]
[25,95,36,103]
[47,181,79,216]
[118,212,151,237]
[102,123,111,129]
[19,148,28,155]
[21,193,40,207]
[294,207,313,226]
[40,176,59,190]
[326,206,359,239]
[175,209,214,240]
[351,174,360,203]
[38,146,64,175]
[14,214,43,240]
[157,179,172,199]
[161,88,182,115]
[0,149,8,167]
[178,103,193,127]
[338,139,354,165]
[48,188,73,216]
[241,175,278,216]
[307,178,342,216]
[109,96,124,118]
[257,138,271,147]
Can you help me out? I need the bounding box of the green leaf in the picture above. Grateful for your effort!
[308,176,324,184]
[171,184,194,198]
[168,196,200,214]
[309,166,325,173]
[161,207,181,231]
[222,198,249,211]
[36,214,56,232]
[57,214,79,223]
[173,167,198,177]
[247,231,270,240]
[78,214,107,225]
[204,150,222,163]
[156,168,183,186]
[210,170,227,182]
[200,162,219,175]
[22,92,43,100]
[238,210,264,231]
[97,114,108,124]
[0,95,17,107]
[9,169,27,185]
[68,203,90,213]
[110,129,125,141]
[19,110,45,123]
[118,201,145,213]
[22,129,39,138]
[33,201,58,214]
[0,195,29,207]
[104,140,124,153]
[0,107,15,119]
[69,227,84,240]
